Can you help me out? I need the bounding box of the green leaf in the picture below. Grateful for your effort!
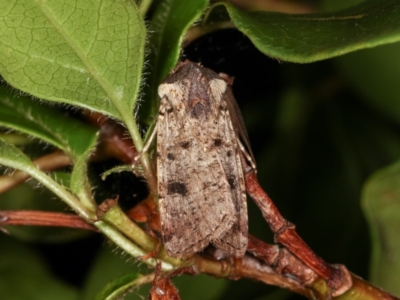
[84,244,227,300]
[362,159,400,296]
[101,164,132,180]
[141,0,208,121]
[69,141,96,209]
[213,1,400,63]
[82,245,149,300]
[0,138,44,173]
[0,0,145,120]
[0,235,78,300]
[0,86,97,210]
[0,86,97,161]
[0,138,93,219]
[94,273,146,300]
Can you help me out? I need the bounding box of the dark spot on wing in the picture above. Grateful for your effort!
[167,153,175,160]
[214,139,222,147]
[231,223,240,231]
[167,107,174,113]
[163,230,173,243]
[180,141,191,149]
[228,175,237,189]
[167,182,188,196]
[227,150,232,157]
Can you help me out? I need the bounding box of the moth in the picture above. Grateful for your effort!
[154,60,255,258]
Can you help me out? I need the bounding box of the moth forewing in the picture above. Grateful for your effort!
[157,61,252,258]
[220,74,256,168]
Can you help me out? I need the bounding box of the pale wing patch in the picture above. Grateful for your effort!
[209,79,227,101]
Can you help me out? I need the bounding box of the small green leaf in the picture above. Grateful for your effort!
[0,138,42,172]
[82,245,150,300]
[141,0,208,121]
[101,164,132,180]
[362,160,400,296]
[0,0,146,120]
[69,142,96,209]
[213,1,400,63]
[0,87,97,161]
[94,273,147,300]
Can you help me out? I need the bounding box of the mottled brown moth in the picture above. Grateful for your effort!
[155,60,255,258]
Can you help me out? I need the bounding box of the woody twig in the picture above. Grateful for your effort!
[2,205,399,299]
[247,235,317,287]
[0,210,97,231]
[241,156,352,297]
[0,208,319,298]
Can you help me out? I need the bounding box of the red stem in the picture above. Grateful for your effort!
[0,210,97,231]
[244,167,352,296]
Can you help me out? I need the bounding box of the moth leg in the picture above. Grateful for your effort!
[132,125,157,168]
[237,138,256,170]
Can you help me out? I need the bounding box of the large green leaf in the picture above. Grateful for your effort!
[0,0,145,120]
[212,1,400,63]
[141,0,208,122]
[362,160,400,296]
[0,86,97,161]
